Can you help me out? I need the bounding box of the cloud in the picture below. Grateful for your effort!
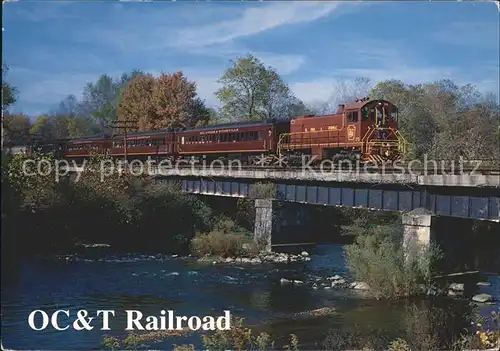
[256,53,306,76]
[175,2,342,47]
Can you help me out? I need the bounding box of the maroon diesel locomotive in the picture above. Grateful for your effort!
[20,98,406,165]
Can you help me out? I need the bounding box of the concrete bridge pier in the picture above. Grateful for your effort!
[402,211,436,262]
[253,199,314,252]
[254,199,273,252]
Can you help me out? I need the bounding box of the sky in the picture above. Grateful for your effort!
[3,0,499,117]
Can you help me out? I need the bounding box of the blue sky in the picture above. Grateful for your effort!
[3,0,499,117]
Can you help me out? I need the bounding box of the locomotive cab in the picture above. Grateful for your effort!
[358,99,406,162]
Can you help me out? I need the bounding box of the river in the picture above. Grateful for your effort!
[2,244,499,350]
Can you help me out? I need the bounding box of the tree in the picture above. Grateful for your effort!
[2,63,18,112]
[2,63,19,148]
[117,72,210,131]
[151,72,203,129]
[67,116,96,138]
[186,97,211,127]
[29,115,52,138]
[312,77,372,114]
[206,107,225,125]
[216,54,298,121]
[287,100,313,118]
[3,114,31,145]
[81,70,145,131]
[371,79,500,160]
[116,74,156,131]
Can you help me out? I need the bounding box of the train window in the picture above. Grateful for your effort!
[361,107,369,120]
[348,111,358,122]
[369,109,375,121]
[240,132,245,141]
[258,131,263,140]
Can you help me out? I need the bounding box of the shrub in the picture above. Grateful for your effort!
[201,317,280,351]
[345,221,441,299]
[2,152,214,254]
[322,327,389,350]
[191,216,260,257]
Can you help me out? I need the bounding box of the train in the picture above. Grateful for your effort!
[11,98,407,166]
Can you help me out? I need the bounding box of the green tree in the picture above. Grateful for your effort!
[1,63,18,112]
[216,54,299,121]
[2,63,19,149]
[371,79,500,160]
[29,115,52,138]
[3,114,31,145]
[81,70,145,131]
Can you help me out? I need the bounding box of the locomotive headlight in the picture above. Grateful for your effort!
[385,150,390,157]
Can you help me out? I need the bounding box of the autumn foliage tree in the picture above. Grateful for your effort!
[116,72,210,131]
[116,74,156,130]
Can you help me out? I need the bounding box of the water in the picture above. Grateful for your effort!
[2,244,499,350]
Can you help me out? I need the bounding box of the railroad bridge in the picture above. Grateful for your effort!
[68,165,500,255]
[151,167,500,219]
[145,166,500,253]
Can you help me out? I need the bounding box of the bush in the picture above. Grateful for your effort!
[345,221,441,299]
[2,152,214,254]
[190,217,259,257]
[322,326,390,350]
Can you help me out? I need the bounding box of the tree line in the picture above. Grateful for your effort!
[2,55,499,160]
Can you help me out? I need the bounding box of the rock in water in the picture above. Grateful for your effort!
[476,282,491,287]
[350,281,370,290]
[472,293,494,303]
[448,283,464,291]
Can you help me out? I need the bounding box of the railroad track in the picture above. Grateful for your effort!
[128,165,500,175]
[66,159,500,175]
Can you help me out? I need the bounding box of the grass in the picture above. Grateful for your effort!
[101,311,499,350]
[102,318,300,351]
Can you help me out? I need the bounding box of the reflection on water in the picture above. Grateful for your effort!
[1,244,499,350]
